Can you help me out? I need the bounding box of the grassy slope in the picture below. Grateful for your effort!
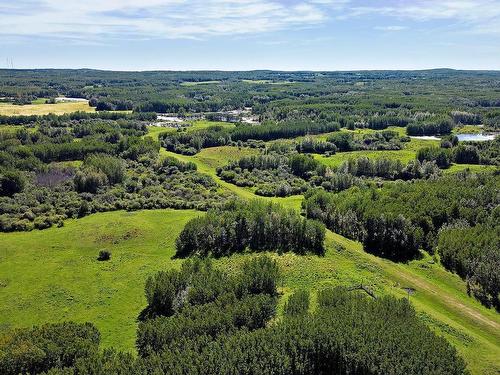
[0,209,198,351]
[0,102,95,115]
[1,209,498,373]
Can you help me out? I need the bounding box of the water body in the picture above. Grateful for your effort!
[55,97,88,102]
[409,136,441,141]
[457,133,497,142]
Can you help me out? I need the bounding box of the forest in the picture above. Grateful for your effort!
[0,69,498,375]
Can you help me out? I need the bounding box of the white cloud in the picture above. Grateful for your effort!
[0,0,331,40]
[351,0,500,34]
[0,0,499,42]
[374,26,407,31]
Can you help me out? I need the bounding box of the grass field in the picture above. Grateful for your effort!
[180,81,220,86]
[1,208,498,373]
[0,209,198,351]
[0,102,95,116]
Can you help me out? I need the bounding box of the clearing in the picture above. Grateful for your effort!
[0,102,95,116]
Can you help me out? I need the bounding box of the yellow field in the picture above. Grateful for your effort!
[180,81,220,86]
[0,102,95,116]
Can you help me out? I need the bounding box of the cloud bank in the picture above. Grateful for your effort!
[0,0,499,41]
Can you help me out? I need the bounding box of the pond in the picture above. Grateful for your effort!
[457,133,497,142]
[409,136,441,141]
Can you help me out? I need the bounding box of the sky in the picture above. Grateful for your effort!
[0,0,499,71]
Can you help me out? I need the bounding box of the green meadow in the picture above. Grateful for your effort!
[1,209,498,373]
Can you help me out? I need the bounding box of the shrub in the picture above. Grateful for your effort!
[97,250,111,261]
[0,170,25,197]
[284,289,310,317]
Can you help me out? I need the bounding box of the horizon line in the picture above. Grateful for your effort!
[2,67,500,73]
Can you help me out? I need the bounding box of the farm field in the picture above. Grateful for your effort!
[180,80,220,86]
[0,101,95,115]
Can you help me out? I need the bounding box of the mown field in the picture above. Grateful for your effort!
[0,101,95,115]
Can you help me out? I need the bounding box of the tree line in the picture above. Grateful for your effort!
[0,284,468,374]
[175,200,326,257]
[303,172,499,261]
[160,120,341,155]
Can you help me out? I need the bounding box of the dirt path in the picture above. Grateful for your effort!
[390,264,499,332]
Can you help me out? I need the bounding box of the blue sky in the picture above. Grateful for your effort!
[1,0,499,70]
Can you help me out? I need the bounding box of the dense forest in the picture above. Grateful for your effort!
[303,171,499,308]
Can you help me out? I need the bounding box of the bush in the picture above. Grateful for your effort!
[284,289,310,317]
[0,170,25,196]
[97,250,111,261]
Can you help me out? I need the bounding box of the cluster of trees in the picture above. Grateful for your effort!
[303,172,499,262]
[133,287,466,375]
[175,200,325,257]
[0,285,468,374]
[0,111,155,126]
[0,118,155,173]
[438,218,499,310]
[218,148,443,198]
[418,137,499,168]
[0,154,230,232]
[0,322,99,375]
[406,118,454,136]
[296,136,337,154]
[0,116,233,231]
[138,256,279,353]
[0,169,25,197]
[338,156,441,180]
[450,111,482,125]
[74,154,125,193]
[160,120,341,155]
[89,98,134,111]
[325,130,406,152]
[217,153,326,197]
[367,115,409,129]
[417,147,453,168]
